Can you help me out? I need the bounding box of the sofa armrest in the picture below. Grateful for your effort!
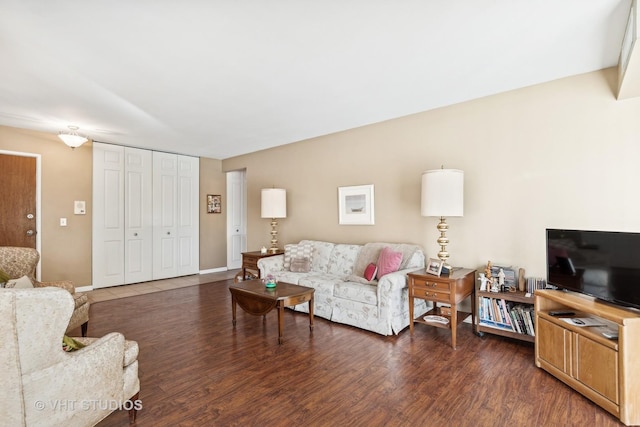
[257,255,285,277]
[377,267,418,294]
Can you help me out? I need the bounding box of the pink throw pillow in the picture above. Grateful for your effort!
[363,263,378,281]
[376,247,403,279]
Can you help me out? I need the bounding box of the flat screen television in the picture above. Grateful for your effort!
[546,228,640,311]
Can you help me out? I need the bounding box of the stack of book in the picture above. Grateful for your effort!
[525,277,547,294]
[478,296,535,336]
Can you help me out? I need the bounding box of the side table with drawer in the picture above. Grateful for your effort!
[407,268,476,349]
[234,250,284,283]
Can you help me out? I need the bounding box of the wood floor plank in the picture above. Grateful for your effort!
[93,280,625,426]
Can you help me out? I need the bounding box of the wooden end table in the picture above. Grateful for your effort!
[235,250,284,282]
[407,268,476,349]
[229,279,314,344]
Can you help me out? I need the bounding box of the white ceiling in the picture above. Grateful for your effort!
[0,1,632,159]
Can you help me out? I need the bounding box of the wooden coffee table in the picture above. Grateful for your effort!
[229,279,314,344]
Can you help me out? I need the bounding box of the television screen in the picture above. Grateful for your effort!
[546,229,640,310]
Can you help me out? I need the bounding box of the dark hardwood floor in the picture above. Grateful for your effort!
[93,280,624,427]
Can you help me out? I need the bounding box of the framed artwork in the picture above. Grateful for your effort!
[207,194,221,214]
[338,184,374,225]
[426,258,444,276]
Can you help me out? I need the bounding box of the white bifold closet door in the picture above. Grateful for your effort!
[93,143,153,288]
[93,143,198,288]
[152,151,199,280]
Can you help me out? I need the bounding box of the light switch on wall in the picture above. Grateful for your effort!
[60,218,67,227]
[74,201,86,215]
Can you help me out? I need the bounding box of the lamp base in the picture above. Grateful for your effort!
[269,218,279,253]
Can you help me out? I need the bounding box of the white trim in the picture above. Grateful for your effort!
[75,285,93,292]
[199,267,228,275]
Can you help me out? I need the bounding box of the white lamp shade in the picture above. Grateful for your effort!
[261,188,287,218]
[58,133,88,148]
[421,169,464,217]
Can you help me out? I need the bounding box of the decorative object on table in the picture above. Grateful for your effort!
[338,184,375,225]
[261,188,287,253]
[479,272,488,291]
[426,257,444,276]
[261,246,267,254]
[421,168,464,271]
[207,194,221,213]
[485,260,500,293]
[498,268,506,291]
[263,274,277,288]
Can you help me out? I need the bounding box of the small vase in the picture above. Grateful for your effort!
[265,280,276,288]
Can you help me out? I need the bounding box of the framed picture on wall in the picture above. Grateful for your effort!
[207,194,221,214]
[338,184,374,225]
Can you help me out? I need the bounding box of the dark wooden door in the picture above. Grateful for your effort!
[0,154,37,248]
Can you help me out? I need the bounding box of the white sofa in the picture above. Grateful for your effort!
[258,240,429,336]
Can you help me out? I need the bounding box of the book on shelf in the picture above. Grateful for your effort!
[478,296,535,336]
[479,318,514,332]
[525,277,547,294]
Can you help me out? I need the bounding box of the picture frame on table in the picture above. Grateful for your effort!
[426,258,444,276]
[338,184,375,225]
[207,194,221,214]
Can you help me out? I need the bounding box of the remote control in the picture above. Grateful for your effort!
[549,310,575,316]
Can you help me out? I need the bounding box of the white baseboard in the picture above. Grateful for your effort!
[76,267,229,292]
[199,267,228,274]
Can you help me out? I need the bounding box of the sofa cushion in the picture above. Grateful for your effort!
[0,267,10,283]
[284,244,313,270]
[364,263,378,281]
[377,247,403,279]
[326,244,361,276]
[300,240,335,273]
[290,257,311,273]
[5,275,33,289]
[334,281,378,305]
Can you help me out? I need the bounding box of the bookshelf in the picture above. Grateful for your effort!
[476,289,535,343]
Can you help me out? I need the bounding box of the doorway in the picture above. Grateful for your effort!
[0,150,42,265]
[226,169,246,269]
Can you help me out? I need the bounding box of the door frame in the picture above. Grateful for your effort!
[226,169,247,269]
[0,149,42,279]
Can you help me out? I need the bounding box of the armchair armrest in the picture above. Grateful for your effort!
[22,332,127,425]
[34,280,75,293]
[258,255,285,277]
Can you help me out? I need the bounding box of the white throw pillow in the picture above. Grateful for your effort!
[5,275,34,289]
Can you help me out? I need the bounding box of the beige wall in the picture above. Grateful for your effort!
[0,127,227,285]
[223,68,640,278]
[0,127,93,284]
[199,157,227,270]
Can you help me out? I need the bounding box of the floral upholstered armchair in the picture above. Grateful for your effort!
[0,287,140,426]
[0,246,89,336]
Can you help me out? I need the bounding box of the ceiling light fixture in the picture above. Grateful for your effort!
[58,126,88,149]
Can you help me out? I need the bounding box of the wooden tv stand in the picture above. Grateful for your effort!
[535,289,640,426]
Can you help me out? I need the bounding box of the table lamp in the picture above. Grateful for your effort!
[261,188,287,253]
[421,168,464,270]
